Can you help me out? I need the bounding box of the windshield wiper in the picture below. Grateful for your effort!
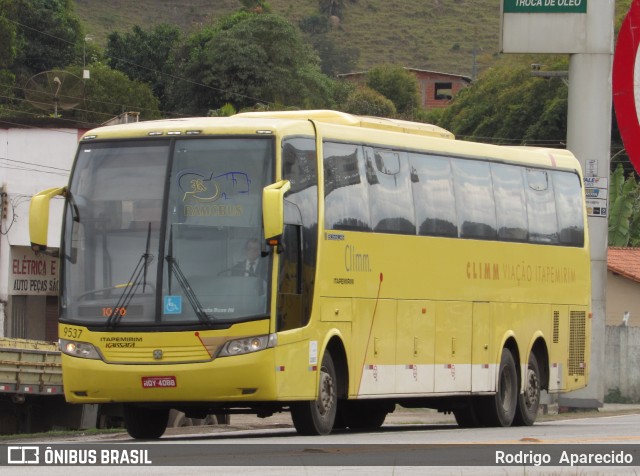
[165,227,210,324]
[106,223,154,328]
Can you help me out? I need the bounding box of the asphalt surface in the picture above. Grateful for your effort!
[157,403,640,439]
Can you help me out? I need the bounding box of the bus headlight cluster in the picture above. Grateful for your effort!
[218,334,277,357]
[59,339,102,360]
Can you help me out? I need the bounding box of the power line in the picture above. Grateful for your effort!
[0,157,70,172]
[0,105,102,127]
[2,81,188,118]
[0,118,88,134]
[5,17,75,46]
[1,164,69,177]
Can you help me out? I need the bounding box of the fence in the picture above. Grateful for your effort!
[605,325,640,402]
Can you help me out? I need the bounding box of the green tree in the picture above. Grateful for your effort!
[433,56,569,146]
[105,24,181,111]
[299,13,359,76]
[0,0,17,102]
[208,103,237,117]
[319,0,345,18]
[0,0,16,69]
[343,86,396,117]
[299,14,330,35]
[366,65,421,118]
[63,63,161,124]
[608,164,640,247]
[309,35,359,76]
[9,0,84,79]
[166,13,336,114]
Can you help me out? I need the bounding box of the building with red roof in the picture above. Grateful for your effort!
[607,247,640,327]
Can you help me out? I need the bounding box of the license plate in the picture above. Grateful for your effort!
[141,376,177,388]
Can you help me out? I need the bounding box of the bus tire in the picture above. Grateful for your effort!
[291,352,337,435]
[480,348,518,427]
[513,353,541,426]
[123,405,169,439]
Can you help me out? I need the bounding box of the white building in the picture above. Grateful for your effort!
[0,121,88,340]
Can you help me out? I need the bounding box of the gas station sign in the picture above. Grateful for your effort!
[503,0,587,14]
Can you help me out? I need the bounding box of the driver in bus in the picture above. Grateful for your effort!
[229,238,266,278]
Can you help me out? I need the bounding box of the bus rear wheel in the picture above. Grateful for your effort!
[513,353,541,426]
[123,405,169,439]
[479,348,518,427]
[291,352,337,435]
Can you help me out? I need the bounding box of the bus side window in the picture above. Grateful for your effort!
[324,142,371,232]
[452,159,498,240]
[525,169,559,244]
[552,171,584,247]
[366,148,415,235]
[491,163,528,242]
[410,153,458,238]
[277,224,304,331]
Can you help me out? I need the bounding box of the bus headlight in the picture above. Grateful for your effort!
[218,334,277,357]
[59,339,102,360]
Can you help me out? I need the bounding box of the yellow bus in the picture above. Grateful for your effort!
[30,110,591,438]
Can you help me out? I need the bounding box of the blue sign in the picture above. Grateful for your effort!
[163,295,182,314]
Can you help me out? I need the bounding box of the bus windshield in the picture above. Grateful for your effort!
[62,137,274,327]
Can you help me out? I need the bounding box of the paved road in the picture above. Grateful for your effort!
[4,406,640,475]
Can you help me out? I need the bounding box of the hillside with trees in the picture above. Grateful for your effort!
[74,0,502,78]
[0,0,637,241]
[0,1,633,149]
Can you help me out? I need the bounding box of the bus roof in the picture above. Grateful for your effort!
[235,110,455,140]
[81,111,454,142]
[79,111,579,173]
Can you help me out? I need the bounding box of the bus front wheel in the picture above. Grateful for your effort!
[513,353,541,426]
[480,348,518,427]
[291,352,338,435]
[123,405,169,439]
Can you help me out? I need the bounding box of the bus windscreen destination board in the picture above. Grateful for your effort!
[503,0,587,13]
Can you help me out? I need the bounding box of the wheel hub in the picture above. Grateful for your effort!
[317,369,335,416]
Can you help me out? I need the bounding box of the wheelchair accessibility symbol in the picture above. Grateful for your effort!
[163,296,182,315]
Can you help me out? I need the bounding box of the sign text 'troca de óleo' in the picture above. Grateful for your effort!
[503,0,587,13]
[10,246,59,296]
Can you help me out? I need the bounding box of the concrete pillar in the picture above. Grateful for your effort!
[560,50,613,408]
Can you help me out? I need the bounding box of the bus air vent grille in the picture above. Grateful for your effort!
[553,311,560,344]
[568,310,586,376]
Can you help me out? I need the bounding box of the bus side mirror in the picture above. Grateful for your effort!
[29,186,67,252]
[263,180,291,247]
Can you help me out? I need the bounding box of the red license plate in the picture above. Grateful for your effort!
[141,376,177,388]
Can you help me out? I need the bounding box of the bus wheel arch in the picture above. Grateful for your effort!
[325,336,349,400]
[530,337,549,392]
[479,339,519,427]
[291,336,346,435]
